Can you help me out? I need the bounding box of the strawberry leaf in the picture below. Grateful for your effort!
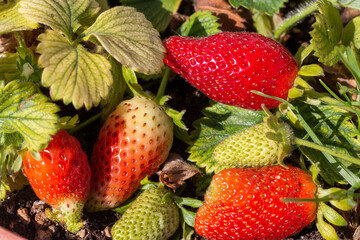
[336,0,360,10]
[188,101,266,174]
[81,6,165,75]
[343,16,360,52]
[292,100,360,159]
[120,0,181,32]
[179,10,222,37]
[310,0,343,66]
[0,80,59,151]
[228,0,287,15]
[19,0,99,39]
[0,0,39,34]
[37,30,113,110]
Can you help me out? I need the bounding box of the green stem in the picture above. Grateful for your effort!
[294,137,360,165]
[14,32,26,48]
[68,112,102,135]
[273,0,318,39]
[155,67,171,103]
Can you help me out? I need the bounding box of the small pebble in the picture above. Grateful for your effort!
[17,208,31,224]
[104,226,112,238]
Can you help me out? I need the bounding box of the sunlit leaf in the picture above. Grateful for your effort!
[82,6,165,74]
[310,0,343,66]
[19,0,99,39]
[188,101,265,174]
[0,0,38,34]
[320,202,347,226]
[298,64,324,77]
[179,10,222,37]
[37,30,113,110]
[0,80,59,151]
[228,0,287,15]
[120,0,181,32]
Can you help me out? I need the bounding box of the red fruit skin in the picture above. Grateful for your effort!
[22,130,91,207]
[163,32,298,110]
[86,96,173,212]
[194,165,317,240]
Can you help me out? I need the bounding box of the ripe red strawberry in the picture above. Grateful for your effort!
[86,95,174,212]
[195,165,317,240]
[163,32,298,110]
[22,130,91,233]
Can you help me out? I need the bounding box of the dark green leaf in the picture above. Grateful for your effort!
[179,10,221,37]
[120,0,181,32]
[343,16,360,51]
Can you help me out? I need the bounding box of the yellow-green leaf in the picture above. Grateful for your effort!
[82,6,165,74]
[120,0,181,32]
[19,0,99,39]
[298,64,324,77]
[0,0,38,34]
[37,30,112,110]
[343,16,360,51]
[320,202,347,226]
[0,80,59,151]
[316,210,340,240]
[310,0,342,66]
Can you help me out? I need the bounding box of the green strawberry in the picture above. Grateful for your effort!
[111,186,180,240]
[213,117,293,168]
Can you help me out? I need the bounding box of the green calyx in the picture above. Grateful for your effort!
[45,200,85,233]
[212,110,293,168]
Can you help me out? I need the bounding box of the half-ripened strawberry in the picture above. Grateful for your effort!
[22,130,91,233]
[163,32,298,110]
[86,95,173,212]
[195,165,317,240]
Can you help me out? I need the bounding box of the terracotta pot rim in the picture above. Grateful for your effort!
[0,226,26,240]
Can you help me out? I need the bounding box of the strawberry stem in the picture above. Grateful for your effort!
[14,32,26,48]
[155,67,171,103]
[273,0,318,39]
[294,137,360,165]
[68,112,102,135]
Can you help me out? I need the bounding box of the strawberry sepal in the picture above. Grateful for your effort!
[46,200,85,233]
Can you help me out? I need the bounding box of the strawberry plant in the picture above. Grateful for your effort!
[1,0,360,239]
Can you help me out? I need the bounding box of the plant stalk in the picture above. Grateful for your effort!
[155,67,171,103]
[274,0,318,39]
